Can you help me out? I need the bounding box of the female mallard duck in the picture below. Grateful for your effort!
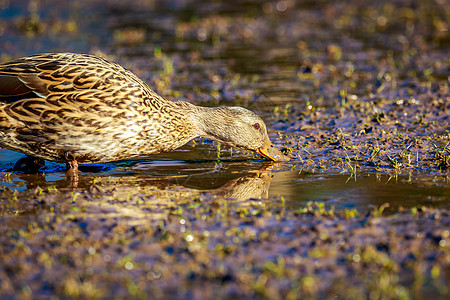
[0,53,289,174]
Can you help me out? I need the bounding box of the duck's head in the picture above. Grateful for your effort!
[196,106,290,162]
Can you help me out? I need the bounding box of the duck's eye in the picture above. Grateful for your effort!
[253,123,260,130]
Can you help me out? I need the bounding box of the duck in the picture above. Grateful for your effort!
[0,53,289,175]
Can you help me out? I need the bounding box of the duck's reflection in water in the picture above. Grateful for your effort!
[14,160,276,200]
[3,161,280,225]
[207,171,272,201]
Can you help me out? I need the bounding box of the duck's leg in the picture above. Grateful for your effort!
[66,160,79,184]
[13,156,45,173]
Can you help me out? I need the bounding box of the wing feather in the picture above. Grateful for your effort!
[0,75,31,96]
[0,53,152,102]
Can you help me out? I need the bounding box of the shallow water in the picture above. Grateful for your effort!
[2,146,449,213]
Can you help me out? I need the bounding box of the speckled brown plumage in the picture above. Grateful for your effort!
[0,53,289,173]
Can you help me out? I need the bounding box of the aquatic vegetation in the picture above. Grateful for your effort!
[0,185,448,298]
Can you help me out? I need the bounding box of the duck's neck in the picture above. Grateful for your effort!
[176,101,234,144]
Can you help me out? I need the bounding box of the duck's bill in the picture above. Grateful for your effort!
[256,146,290,162]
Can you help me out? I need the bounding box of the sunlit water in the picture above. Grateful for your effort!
[1,146,449,213]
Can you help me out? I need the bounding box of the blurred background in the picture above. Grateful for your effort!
[1,0,447,106]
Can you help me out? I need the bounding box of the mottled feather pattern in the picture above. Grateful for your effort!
[0,53,196,163]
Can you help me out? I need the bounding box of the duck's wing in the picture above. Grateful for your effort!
[0,55,52,101]
[0,53,153,103]
[0,53,160,128]
[0,53,152,141]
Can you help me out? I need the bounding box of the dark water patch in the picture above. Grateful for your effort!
[269,170,450,212]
